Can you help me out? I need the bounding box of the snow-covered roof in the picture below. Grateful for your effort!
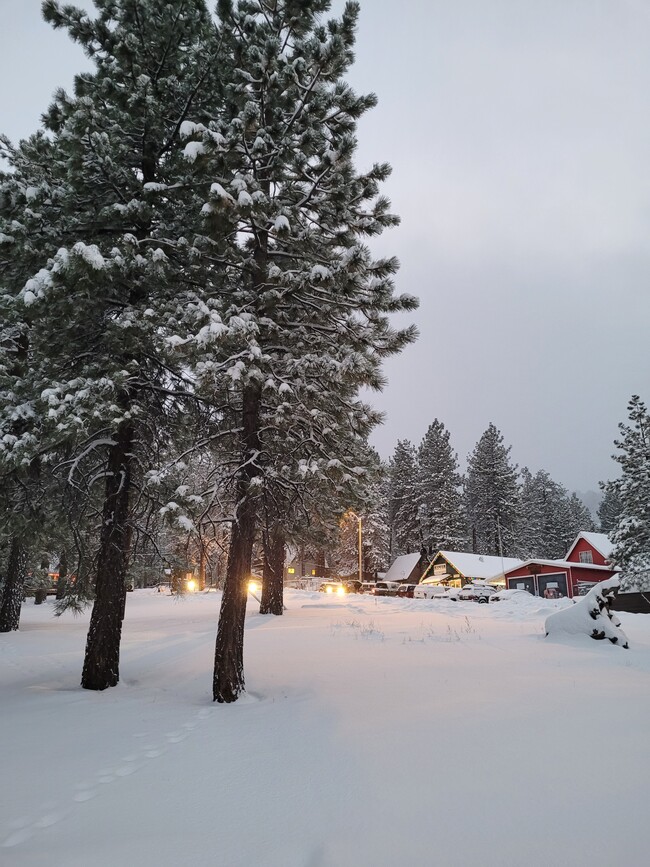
[499,558,618,575]
[384,553,422,583]
[565,531,614,561]
[436,551,523,580]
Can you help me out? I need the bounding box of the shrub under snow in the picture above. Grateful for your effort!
[545,578,629,648]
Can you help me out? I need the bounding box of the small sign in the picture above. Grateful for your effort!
[433,564,447,576]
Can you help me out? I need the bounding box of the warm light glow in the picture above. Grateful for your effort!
[326,586,334,594]
[336,586,346,596]
[186,579,197,592]
[248,581,259,593]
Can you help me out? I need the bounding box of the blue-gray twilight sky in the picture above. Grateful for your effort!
[1,0,649,493]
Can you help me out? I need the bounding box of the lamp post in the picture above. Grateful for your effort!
[348,511,363,584]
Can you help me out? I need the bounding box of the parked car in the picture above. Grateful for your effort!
[360,582,377,594]
[396,583,417,598]
[343,580,362,594]
[439,587,462,601]
[319,581,347,595]
[457,583,498,603]
[489,588,533,603]
[372,581,401,597]
[413,580,449,600]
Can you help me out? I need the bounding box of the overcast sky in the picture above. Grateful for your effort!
[1,0,649,493]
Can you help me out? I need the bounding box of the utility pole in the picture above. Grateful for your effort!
[348,511,363,583]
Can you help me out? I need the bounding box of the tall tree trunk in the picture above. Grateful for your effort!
[198,544,206,591]
[81,423,134,690]
[0,537,28,632]
[260,525,285,616]
[213,383,262,703]
[55,549,68,600]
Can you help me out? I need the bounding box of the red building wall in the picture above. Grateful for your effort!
[567,538,610,567]
[505,561,617,597]
[505,563,569,595]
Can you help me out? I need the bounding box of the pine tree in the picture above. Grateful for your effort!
[466,423,520,556]
[609,396,650,586]
[0,0,222,680]
[517,468,592,559]
[359,463,391,577]
[388,440,420,557]
[184,0,418,701]
[561,492,595,553]
[598,482,622,533]
[415,419,466,552]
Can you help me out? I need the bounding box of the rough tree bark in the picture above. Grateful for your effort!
[0,537,28,632]
[81,422,134,690]
[212,382,262,703]
[260,524,285,616]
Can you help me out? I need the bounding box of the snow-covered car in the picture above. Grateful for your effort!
[413,580,449,600]
[489,588,533,603]
[372,581,401,597]
[439,587,461,601]
[360,582,376,594]
[457,583,497,603]
[396,583,417,598]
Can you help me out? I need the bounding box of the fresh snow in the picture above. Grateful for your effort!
[2,590,649,866]
[545,578,628,647]
[383,552,421,582]
[437,550,523,580]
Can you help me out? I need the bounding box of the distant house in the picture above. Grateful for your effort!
[421,551,523,587]
[498,532,618,598]
[383,553,426,585]
[284,559,324,585]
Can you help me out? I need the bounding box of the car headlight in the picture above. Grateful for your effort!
[336,586,346,596]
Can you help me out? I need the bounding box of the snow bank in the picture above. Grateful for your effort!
[545,577,629,647]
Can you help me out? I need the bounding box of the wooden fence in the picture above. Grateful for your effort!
[612,592,650,614]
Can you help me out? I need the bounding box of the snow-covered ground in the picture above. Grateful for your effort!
[2,590,649,867]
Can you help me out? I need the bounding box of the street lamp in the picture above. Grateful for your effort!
[348,511,363,584]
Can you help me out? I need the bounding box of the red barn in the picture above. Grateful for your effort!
[499,532,617,598]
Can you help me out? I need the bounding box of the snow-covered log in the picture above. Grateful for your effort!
[545,578,628,648]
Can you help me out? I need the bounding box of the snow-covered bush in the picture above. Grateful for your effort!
[545,578,628,648]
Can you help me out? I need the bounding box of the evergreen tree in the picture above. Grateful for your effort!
[360,464,391,577]
[609,396,650,586]
[0,0,221,680]
[561,492,595,552]
[466,423,519,556]
[388,440,420,557]
[598,482,622,533]
[415,419,466,552]
[517,468,593,560]
[184,0,417,701]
